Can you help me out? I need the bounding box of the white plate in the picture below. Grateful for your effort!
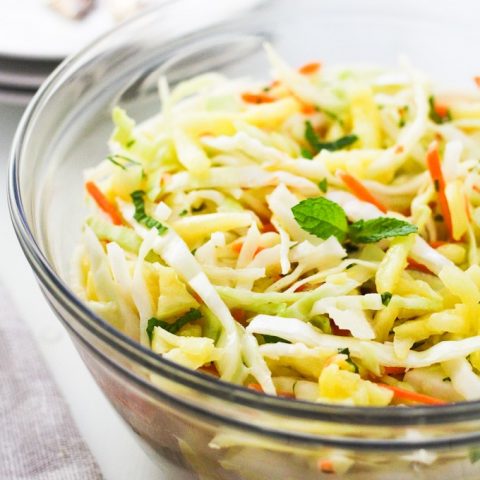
[0,0,116,60]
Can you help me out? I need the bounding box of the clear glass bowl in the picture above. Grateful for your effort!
[8,1,480,478]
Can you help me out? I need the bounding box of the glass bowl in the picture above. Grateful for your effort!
[8,0,480,478]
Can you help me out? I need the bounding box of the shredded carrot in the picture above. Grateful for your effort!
[231,308,247,326]
[241,92,275,104]
[429,240,448,248]
[426,141,453,239]
[329,319,350,337]
[294,284,308,292]
[378,383,446,405]
[231,242,243,253]
[407,258,432,274]
[199,363,219,377]
[394,145,404,154]
[85,181,123,225]
[475,76,480,88]
[338,171,388,213]
[433,102,449,118]
[298,62,321,75]
[383,366,406,376]
[247,383,294,398]
[318,459,335,474]
[301,103,317,115]
[232,241,264,257]
[262,222,277,233]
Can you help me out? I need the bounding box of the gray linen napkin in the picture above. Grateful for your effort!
[0,282,103,479]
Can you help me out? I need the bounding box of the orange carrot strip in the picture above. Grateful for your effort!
[299,62,321,75]
[378,383,446,405]
[429,240,448,248]
[262,222,277,233]
[241,92,275,104]
[231,308,247,326]
[338,171,387,213]
[301,104,316,115]
[434,102,449,118]
[426,141,453,239]
[199,363,220,377]
[383,366,406,376]
[247,383,294,398]
[85,181,123,225]
[475,76,480,88]
[231,242,243,253]
[407,258,432,274]
[318,459,335,474]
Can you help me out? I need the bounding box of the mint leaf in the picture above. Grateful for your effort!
[381,292,393,306]
[304,121,358,152]
[291,197,348,242]
[348,217,417,244]
[146,308,202,342]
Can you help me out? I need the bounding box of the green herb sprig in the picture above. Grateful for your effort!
[130,190,168,235]
[304,120,358,156]
[146,308,202,342]
[291,197,417,244]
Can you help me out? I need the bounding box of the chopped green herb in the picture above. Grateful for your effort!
[318,178,328,193]
[337,347,359,373]
[300,147,313,159]
[442,377,451,382]
[130,190,168,235]
[126,139,136,148]
[470,448,480,464]
[263,334,291,344]
[348,217,417,244]
[107,156,126,170]
[345,263,355,270]
[107,154,140,170]
[192,203,205,213]
[291,197,349,242]
[381,292,393,306]
[433,179,440,192]
[322,108,344,125]
[398,118,406,128]
[292,197,417,244]
[305,121,357,153]
[146,308,202,342]
[179,209,188,217]
[434,213,444,222]
[429,96,452,124]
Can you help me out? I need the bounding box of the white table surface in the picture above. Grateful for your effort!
[0,105,165,479]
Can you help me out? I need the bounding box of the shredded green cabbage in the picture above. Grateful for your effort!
[76,44,480,409]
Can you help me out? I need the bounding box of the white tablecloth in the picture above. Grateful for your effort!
[0,104,164,479]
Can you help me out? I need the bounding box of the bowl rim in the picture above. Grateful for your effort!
[8,1,480,448]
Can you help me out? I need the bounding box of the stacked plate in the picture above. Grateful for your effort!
[0,56,61,106]
[0,0,119,106]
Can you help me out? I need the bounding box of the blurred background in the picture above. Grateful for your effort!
[0,0,168,105]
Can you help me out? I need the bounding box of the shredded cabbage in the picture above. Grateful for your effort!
[76,46,480,410]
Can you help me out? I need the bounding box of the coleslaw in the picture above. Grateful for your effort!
[74,45,480,407]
